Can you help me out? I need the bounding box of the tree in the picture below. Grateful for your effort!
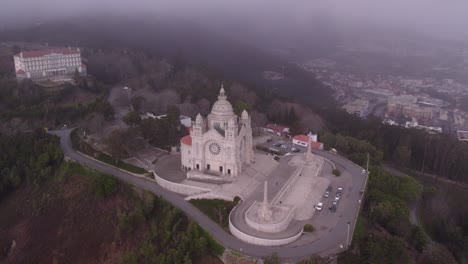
[97,101,115,121]
[264,253,280,264]
[397,176,423,202]
[123,111,142,127]
[410,225,428,252]
[106,129,126,162]
[131,96,145,113]
[234,100,252,116]
[394,141,412,167]
[419,244,457,264]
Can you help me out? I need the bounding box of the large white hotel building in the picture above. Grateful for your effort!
[14,48,86,81]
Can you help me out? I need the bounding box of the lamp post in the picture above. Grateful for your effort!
[347,221,351,247]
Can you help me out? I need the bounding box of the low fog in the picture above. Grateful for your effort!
[2,0,468,42]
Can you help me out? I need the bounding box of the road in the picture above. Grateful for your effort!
[49,129,366,260]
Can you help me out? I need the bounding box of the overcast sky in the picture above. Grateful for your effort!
[2,0,468,40]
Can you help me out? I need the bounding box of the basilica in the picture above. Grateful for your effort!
[180,86,254,176]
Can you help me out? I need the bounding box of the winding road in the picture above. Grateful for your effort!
[49,129,366,260]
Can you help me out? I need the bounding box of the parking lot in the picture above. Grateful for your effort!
[257,136,306,156]
[315,185,343,214]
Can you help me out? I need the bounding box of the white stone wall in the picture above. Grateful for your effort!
[152,171,211,196]
[229,206,303,246]
[180,143,193,170]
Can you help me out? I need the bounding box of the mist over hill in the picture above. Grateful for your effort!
[0,15,332,107]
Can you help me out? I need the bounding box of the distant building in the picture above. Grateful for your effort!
[179,115,192,128]
[265,124,290,136]
[457,130,468,141]
[142,112,192,128]
[383,119,398,126]
[14,48,86,81]
[342,99,369,118]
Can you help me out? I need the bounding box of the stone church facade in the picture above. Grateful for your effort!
[180,86,254,176]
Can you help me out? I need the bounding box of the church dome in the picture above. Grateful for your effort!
[211,86,234,117]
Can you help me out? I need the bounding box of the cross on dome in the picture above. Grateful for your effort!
[218,84,227,100]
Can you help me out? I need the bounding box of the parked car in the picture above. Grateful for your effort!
[266,138,273,143]
[291,147,300,153]
[329,204,337,212]
[337,187,343,195]
[274,143,282,147]
[326,186,332,192]
[324,190,330,198]
[334,195,340,202]
[316,202,323,211]
[362,169,367,174]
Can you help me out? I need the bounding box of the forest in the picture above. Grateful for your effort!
[321,108,468,184]
[0,129,63,201]
[0,131,224,263]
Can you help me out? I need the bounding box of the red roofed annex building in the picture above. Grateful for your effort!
[14,48,86,81]
[265,123,290,136]
[292,134,324,150]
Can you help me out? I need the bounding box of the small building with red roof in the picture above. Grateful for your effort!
[265,123,290,136]
[292,134,323,150]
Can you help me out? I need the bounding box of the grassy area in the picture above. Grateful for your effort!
[333,169,342,176]
[304,224,315,232]
[70,128,146,174]
[189,198,239,229]
[96,152,146,174]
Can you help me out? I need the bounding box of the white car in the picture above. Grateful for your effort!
[362,169,367,174]
[316,202,323,211]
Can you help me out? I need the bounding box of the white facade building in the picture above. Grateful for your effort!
[180,86,254,176]
[14,48,86,81]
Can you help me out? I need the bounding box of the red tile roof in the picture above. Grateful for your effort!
[181,135,192,146]
[266,123,289,133]
[310,141,323,150]
[293,134,309,142]
[293,134,323,149]
[18,48,80,58]
[16,69,26,74]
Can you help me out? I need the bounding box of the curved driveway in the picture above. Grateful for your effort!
[49,129,366,260]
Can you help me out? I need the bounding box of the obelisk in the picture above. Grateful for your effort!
[258,181,272,222]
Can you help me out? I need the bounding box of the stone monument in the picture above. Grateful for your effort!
[258,181,272,222]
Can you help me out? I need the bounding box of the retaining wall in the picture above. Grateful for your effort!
[229,205,303,246]
[152,171,211,196]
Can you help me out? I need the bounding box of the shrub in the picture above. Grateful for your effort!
[304,224,315,232]
[333,169,342,176]
[91,173,118,197]
[96,153,146,174]
[189,199,238,229]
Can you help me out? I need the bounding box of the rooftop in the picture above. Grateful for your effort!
[16,48,80,58]
[181,135,192,146]
[293,134,309,142]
